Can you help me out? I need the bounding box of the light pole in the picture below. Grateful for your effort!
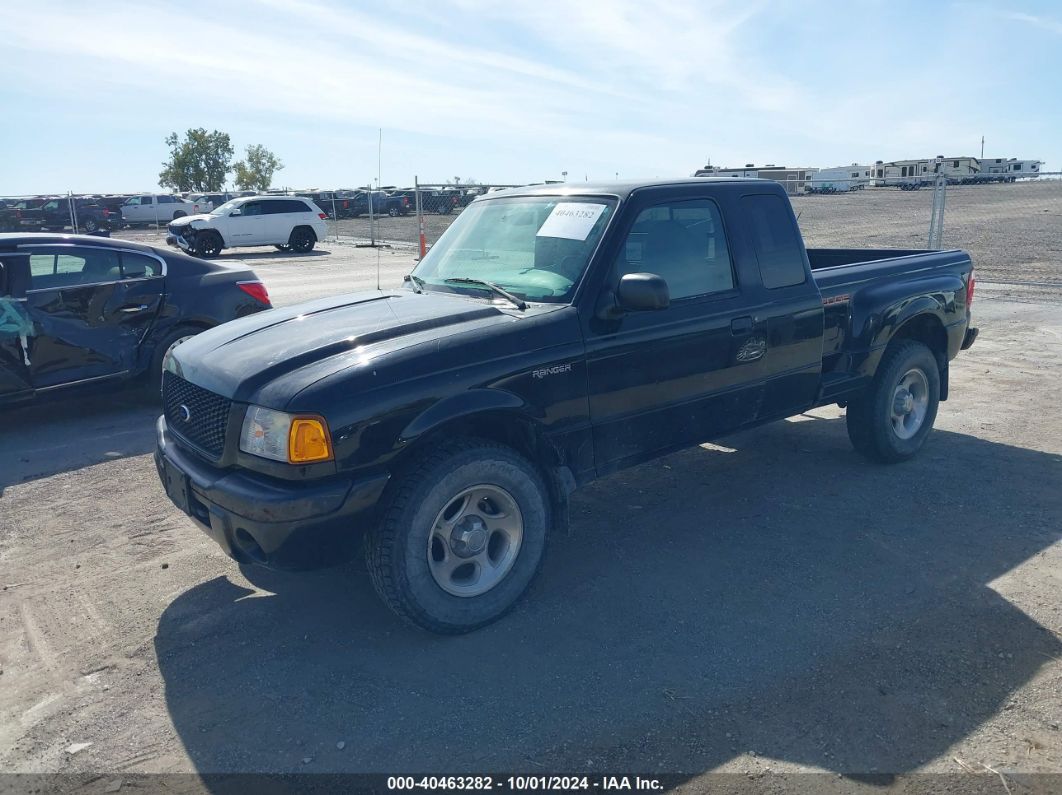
[561,171,568,182]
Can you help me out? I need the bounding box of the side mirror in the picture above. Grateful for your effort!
[229,208,242,217]
[617,272,670,311]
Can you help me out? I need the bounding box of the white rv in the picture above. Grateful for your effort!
[975,158,1042,182]
[806,165,872,193]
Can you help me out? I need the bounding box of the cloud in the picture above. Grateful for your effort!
[1003,11,1062,35]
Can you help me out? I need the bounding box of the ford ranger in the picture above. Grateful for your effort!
[155,179,978,633]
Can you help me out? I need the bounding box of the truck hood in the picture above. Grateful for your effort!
[167,289,519,406]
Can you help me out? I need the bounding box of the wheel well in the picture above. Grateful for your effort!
[887,313,949,398]
[397,412,573,532]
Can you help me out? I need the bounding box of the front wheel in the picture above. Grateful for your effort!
[366,439,550,634]
[846,340,940,463]
[195,232,223,258]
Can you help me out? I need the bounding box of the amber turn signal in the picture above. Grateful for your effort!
[288,417,333,463]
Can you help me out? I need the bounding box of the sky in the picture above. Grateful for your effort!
[1,0,1060,194]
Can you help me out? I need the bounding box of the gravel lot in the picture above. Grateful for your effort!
[0,218,1060,791]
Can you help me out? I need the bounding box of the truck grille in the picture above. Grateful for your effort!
[163,372,232,459]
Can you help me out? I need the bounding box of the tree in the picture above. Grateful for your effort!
[158,129,234,192]
[233,144,284,192]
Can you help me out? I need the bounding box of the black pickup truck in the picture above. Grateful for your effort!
[155,178,978,633]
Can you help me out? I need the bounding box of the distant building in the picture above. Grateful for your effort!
[692,163,818,193]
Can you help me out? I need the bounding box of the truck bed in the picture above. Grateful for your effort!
[807,247,975,400]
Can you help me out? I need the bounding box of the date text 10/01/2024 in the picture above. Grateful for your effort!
[386,776,664,791]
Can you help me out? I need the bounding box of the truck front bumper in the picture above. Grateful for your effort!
[961,326,979,350]
[154,416,389,570]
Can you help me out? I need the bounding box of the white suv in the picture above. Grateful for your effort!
[166,196,329,257]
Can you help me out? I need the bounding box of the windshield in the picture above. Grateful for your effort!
[411,196,616,303]
[210,199,242,215]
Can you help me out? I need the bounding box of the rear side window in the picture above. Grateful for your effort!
[741,194,806,289]
[28,247,121,290]
[265,200,312,214]
[120,252,162,278]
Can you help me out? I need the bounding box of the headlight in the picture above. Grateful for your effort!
[239,406,333,464]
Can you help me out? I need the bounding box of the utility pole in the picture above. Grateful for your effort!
[981,136,984,159]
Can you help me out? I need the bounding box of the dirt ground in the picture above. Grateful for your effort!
[0,235,1060,793]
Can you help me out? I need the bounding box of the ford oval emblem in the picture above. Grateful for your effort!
[178,404,192,422]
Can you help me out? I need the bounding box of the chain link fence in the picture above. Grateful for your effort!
[4,175,1059,287]
[788,173,1062,284]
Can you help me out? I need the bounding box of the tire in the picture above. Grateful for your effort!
[366,439,550,634]
[145,325,201,398]
[388,206,400,217]
[846,340,940,463]
[83,217,99,233]
[195,232,223,258]
[289,227,316,253]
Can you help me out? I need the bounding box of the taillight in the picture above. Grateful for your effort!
[319,212,328,220]
[966,270,976,307]
[237,280,271,305]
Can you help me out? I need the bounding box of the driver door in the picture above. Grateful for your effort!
[228,200,268,244]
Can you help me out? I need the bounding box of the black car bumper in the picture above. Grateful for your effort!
[154,416,389,570]
[961,326,979,350]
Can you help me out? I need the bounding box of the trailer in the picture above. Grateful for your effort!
[806,165,872,193]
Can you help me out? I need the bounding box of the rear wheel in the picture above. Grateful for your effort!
[146,325,201,398]
[388,206,400,217]
[289,227,316,253]
[846,340,940,463]
[195,232,223,258]
[366,439,549,634]
[83,217,99,233]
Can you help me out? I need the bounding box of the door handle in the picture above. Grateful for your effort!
[730,316,754,335]
[121,304,150,313]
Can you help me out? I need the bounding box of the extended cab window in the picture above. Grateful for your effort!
[616,199,734,300]
[28,247,121,290]
[741,194,807,289]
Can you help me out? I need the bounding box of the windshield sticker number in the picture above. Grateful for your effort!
[536,203,607,241]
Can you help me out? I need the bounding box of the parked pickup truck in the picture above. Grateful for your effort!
[121,194,201,226]
[155,178,978,633]
[37,196,122,233]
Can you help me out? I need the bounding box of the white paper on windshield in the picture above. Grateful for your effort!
[536,203,607,241]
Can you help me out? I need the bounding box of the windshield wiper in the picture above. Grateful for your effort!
[404,273,425,294]
[443,278,527,310]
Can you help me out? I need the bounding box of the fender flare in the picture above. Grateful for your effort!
[400,388,528,442]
